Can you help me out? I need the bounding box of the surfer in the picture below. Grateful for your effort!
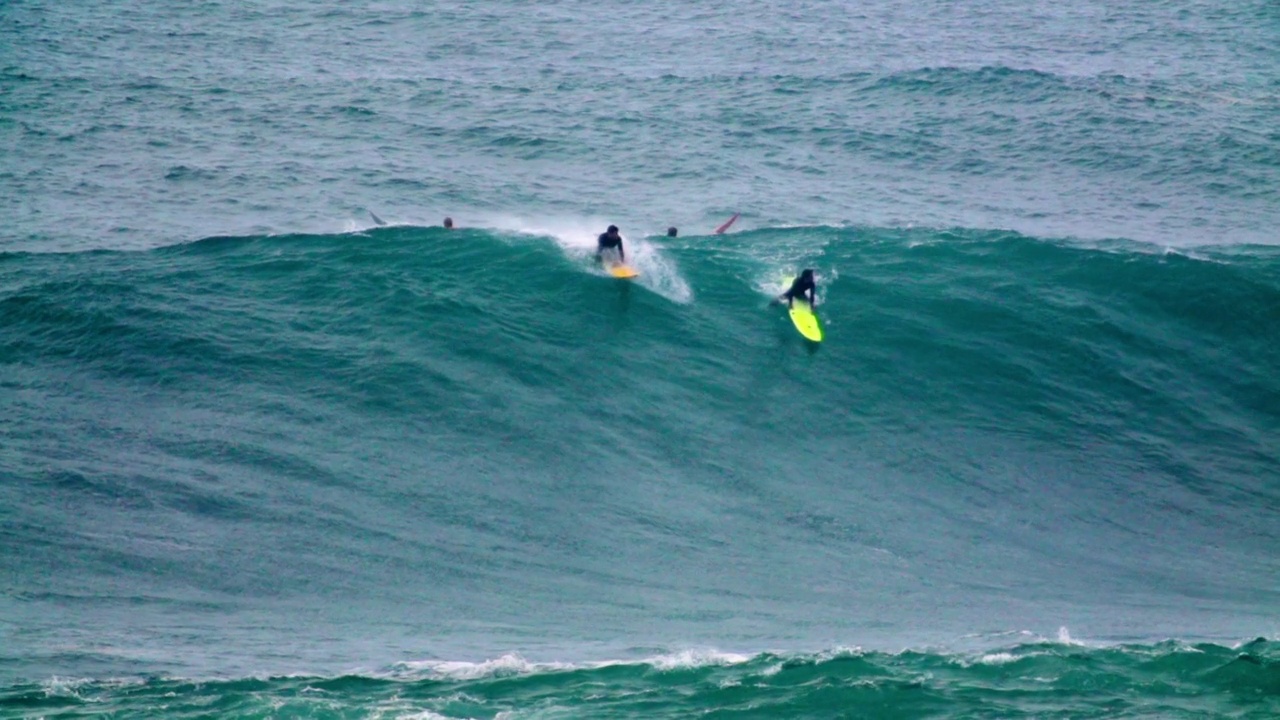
[443,217,454,229]
[596,225,625,263]
[667,226,678,237]
[781,269,817,308]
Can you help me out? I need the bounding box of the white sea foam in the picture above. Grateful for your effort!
[390,648,757,681]
[645,649,753,670]
[494,215,694,303]
[393,653,576,681]
[976,651,1018,665]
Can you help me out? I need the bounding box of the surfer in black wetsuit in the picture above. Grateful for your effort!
[781,269,817,308]
[596,225,625,263]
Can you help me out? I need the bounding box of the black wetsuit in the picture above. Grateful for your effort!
[596,231,625,262]
[783,275,816,307]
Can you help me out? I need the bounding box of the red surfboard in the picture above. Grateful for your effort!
[713,213,739,235]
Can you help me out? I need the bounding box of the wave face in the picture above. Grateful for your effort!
[2,227,1278,697]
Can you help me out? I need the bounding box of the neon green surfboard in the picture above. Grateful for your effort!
[789,298,823,342]
[783,276,823,342]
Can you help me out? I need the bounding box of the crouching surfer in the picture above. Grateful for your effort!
[779,269,817,308]
[595,225,625,264]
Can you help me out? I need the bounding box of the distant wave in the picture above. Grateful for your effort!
[2,639,1275,718]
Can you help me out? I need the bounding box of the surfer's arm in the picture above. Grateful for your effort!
[618,239,625,262]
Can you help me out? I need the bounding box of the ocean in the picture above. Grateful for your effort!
[2,1,1278,717]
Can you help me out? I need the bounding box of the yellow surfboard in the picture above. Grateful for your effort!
[608,264,639,279]
[784,277,823,342]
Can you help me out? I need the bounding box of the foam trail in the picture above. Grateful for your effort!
[486,214,693,303]
[623,233,693,304]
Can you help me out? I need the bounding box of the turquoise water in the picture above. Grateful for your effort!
[3,1,1279,718]
[3,641,1278,719]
